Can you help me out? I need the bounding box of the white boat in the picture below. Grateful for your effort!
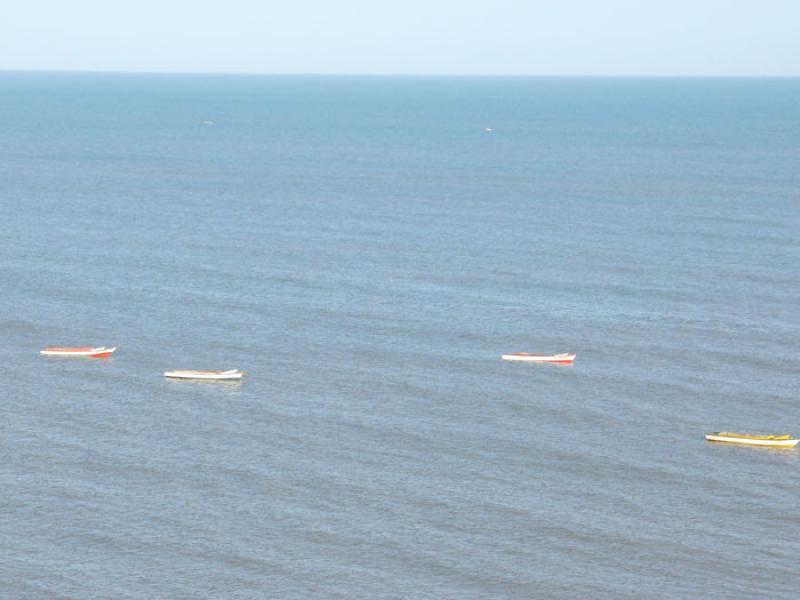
[705,432,799,448]
[501,352,575,363]
[40,346,116,358]
[164,369,244,381]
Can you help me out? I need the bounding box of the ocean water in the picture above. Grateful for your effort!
[1,74,799,598]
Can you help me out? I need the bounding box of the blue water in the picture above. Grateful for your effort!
[1,74,799,598]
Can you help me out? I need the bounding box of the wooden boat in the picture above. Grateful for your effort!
[501,352,576,363]
[40,346,116,358]
[164,369,244,381]
[705,432,799,448]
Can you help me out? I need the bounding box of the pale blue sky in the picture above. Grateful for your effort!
[1,0,798,75]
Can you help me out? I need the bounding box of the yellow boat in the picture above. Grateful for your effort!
[705,432,799,448]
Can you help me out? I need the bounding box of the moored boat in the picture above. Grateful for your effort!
[501,352,575,363]
[705,432,799,448]
[164,369,244,381]
[40,346,116,358]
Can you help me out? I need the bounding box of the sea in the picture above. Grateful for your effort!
[0,74,799,599]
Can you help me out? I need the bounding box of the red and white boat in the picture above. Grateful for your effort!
[40,346,117,358]
[501,352,575,363]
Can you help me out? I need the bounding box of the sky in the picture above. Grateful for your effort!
[1,0,798,75]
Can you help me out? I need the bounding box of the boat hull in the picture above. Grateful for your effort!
[705,433,799,448]
[40,346,116,358]
[164,370,244,381]
[501,353,575,363]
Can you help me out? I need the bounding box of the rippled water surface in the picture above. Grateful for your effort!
[1,75,799,598]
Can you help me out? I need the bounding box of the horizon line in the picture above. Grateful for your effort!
[1,69,799,79]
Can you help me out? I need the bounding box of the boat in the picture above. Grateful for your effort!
[705,432,799,448]
[501,352,576,363]
[40,346,116,358]
[164,369,244,381]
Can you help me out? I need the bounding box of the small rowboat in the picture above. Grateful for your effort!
[40,346,116,358]
[501,352,576,363]
[164,369,244,381]
[705,432,799,448]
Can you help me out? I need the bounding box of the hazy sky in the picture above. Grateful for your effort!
[1,0,798,75]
